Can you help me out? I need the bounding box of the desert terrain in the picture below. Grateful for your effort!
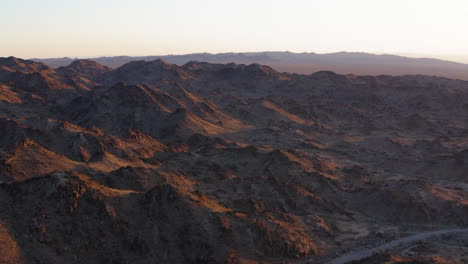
[0,56,467,263]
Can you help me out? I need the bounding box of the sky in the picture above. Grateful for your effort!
[2,0,468,62]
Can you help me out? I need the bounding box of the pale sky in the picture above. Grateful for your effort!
[2,0,468,62]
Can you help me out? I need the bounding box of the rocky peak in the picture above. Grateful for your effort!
[60,59,111,77]
[0,56,51,73]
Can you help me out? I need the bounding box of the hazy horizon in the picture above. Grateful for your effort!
[19,51,468,65]
[3,0,468,63]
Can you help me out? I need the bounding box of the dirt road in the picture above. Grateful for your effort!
[321,228,468,264]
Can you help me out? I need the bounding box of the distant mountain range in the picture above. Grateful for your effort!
[32,51,468,80]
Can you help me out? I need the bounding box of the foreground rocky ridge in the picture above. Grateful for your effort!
[0,57,467,263]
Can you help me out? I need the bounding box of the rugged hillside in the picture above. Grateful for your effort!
[0,57,467,264]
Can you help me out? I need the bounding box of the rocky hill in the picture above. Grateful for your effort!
[0,56,467,263]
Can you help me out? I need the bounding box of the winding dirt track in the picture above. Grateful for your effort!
[320,228,468,264]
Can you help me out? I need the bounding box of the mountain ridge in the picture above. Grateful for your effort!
[31,51,468,81]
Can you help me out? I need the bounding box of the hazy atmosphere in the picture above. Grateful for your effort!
[2,0,468,61]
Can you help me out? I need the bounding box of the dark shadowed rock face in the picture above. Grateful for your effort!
[0,57,467,263]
